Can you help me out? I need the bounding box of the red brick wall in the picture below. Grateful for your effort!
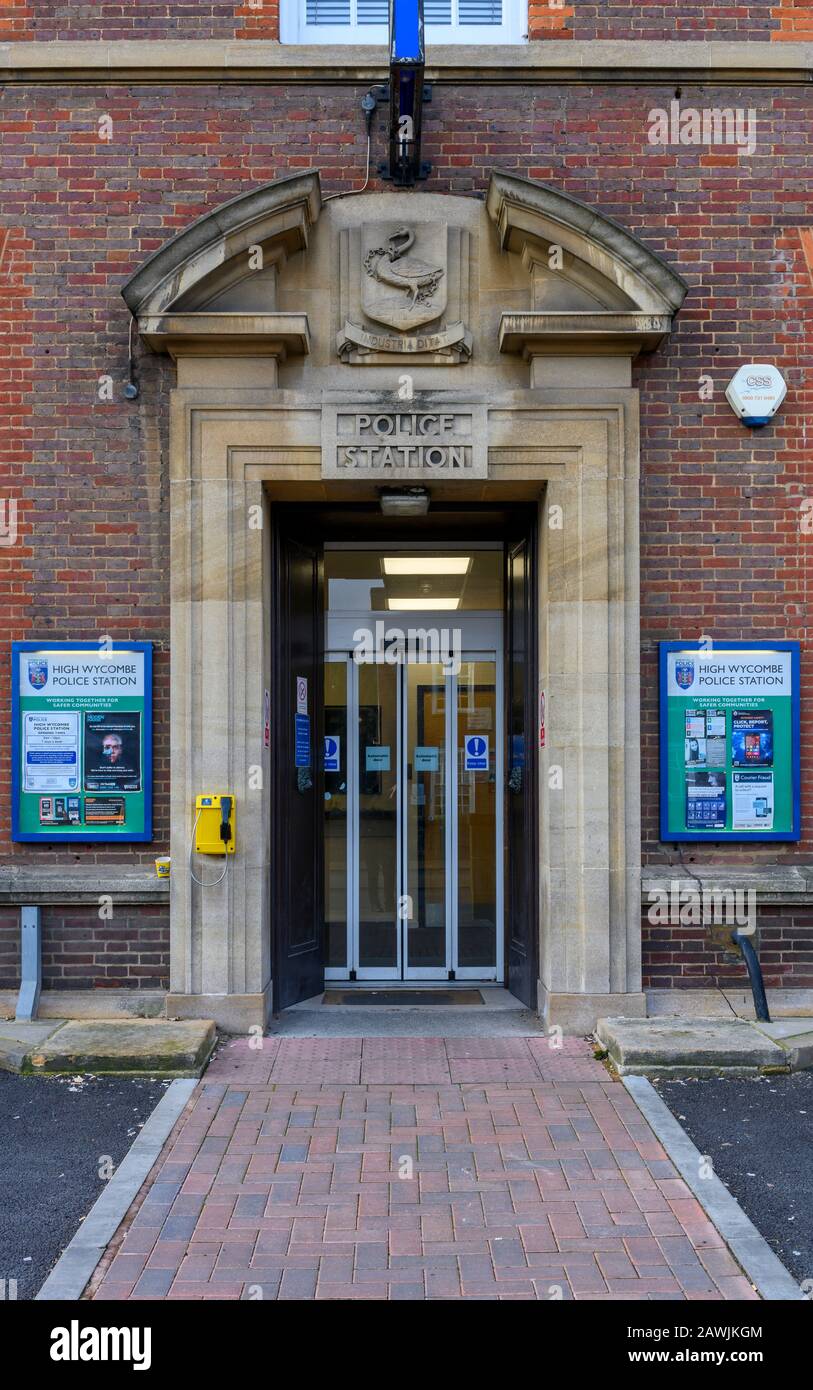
[0,2,796,41]
[0,907,20,986]
[4,79,810,853]
[0,225,35,733]
[0,149,172,863]
[0,1,32,40]
[575,3,779,38]
[9,2,239,41]
[642,905,813,989]
[772,1,813,39]
[1,76,811,984]
[1,0,289,42]
[639,201,813,868]
[0,904,169,990]
[235,0,281,38]
[528,2,574,38]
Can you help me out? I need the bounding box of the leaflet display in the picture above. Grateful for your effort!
[12,642,153,842]
[659,642,800,842]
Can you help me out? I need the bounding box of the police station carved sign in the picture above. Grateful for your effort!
[321,403,488,479]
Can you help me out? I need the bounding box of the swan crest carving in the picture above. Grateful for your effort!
[364,226,444,309]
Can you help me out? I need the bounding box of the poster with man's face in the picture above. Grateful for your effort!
[83,712,142,792]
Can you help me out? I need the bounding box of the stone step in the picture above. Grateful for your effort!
[595,1015,813,1076]
[0,1018,216,1077]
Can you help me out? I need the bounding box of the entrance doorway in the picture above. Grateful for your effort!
[271,506,538,1011]
[324,577,503,982]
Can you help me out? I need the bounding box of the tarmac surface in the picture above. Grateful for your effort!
[655,1072,813,1287]
[0,1071,167,1299]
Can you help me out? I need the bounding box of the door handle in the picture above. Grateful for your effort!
[508,766,522,793]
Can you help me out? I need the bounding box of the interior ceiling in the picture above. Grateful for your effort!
[280,501,536,610]
[325,549,502,612]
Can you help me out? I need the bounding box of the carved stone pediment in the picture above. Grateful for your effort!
[123,170,688,377]
[486,170,688,359]
[121,171,320,360]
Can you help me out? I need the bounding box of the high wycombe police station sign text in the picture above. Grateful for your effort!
[322,405,488,479]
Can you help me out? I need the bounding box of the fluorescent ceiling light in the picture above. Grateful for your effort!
[387,597,460,611]
[382,557,470,576]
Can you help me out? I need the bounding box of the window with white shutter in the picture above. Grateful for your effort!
[283,0,525,43]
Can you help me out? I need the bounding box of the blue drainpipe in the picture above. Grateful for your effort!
[731,930,771,1024]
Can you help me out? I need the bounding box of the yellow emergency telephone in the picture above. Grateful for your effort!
[194,794,236,855]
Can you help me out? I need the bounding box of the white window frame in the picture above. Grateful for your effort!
[280,0,526,45]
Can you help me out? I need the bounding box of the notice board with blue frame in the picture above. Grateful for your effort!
[12,640,153,843]
[659,640,800,842]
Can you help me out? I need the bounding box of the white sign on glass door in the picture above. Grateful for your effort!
[414,746,439,772]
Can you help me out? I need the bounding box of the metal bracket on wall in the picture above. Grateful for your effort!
[370,83,434,103]
[370,82,433,185]
[16,904,42,1022]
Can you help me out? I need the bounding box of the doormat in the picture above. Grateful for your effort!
[323,989,484,1006]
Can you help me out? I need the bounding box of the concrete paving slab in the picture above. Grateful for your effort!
[26,1019,217,1076]
[751,1017,813,1041]
[273,1000,546,1037]
[0,1020,65,1073]
[596,1016,790,1076]
[751,1020,813,1071]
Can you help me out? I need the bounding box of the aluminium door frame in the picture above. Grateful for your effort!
[355,653,402,982]
[324,651,356,984]
[401,657,454,982]
[324,615,504,983]
[451,649,504,983]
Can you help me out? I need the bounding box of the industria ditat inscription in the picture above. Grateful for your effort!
[337,221,473,365]
[321,403,488,479]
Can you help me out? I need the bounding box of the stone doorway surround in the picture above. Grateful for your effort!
[122,169,687,1032]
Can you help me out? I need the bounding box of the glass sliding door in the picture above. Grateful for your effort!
[356,660,399,976]
[324,587,503,982]
[455,659,501,976]
[403,663,449,977]
[324,657,349,971]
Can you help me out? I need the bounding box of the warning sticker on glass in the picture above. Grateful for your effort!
[463,734,489,771]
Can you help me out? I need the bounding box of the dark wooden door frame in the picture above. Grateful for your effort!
[269,500,540,1010]
[270,512,325,1012]
[504,514,540,1008]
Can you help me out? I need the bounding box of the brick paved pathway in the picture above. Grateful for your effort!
[91,1036,757,1301]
